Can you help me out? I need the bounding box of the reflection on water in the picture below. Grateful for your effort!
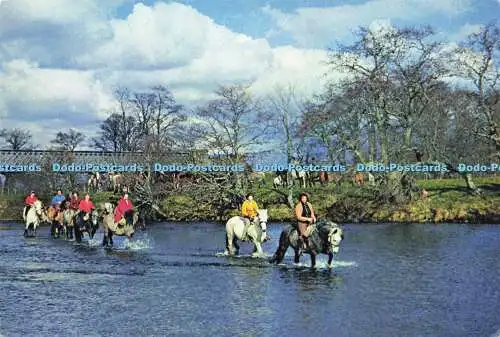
[0,221,499,337]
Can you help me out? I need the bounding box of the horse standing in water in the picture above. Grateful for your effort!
[23,200,48,237]
[99,202,135,247]
[74,209,100,243]
[269,220,344,268]
[224,209,270,257]
[47,206,65,238]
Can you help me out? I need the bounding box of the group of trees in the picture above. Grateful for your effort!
[1,22,498,214]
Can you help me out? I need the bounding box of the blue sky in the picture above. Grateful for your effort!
[0,0,499,150]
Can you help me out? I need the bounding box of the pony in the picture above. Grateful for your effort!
[87,172,101,192]
[353,172,365,185]
[23,200,48,237]
[269,220,344,268]
[74,209,100,243]
[291,169,307,188]
[110,173,123,193]
[47,205,65,238]
[62,206,77,240]
[0,173,5,194]
[273,175,284,188]
[99,202,135,247]
[224,209,270,257]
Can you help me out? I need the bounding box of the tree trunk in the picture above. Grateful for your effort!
[368,124,376,162]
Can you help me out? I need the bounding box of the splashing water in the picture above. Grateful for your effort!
[121,236,153,250]
[215,251,272,258]
[290,260,358,269]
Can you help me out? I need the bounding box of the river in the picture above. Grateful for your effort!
[0,222,499,337]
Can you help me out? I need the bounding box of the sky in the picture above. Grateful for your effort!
[0,0,499,150]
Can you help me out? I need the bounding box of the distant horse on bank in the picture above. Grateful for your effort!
[87,172,101,192]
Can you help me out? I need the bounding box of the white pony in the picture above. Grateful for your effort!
[23,200,47,237]
[224,209,270,257]
[291,169,306,188]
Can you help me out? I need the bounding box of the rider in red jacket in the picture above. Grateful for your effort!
[114,193,133,224]
[78,193,95,214]
[24,191,38,217]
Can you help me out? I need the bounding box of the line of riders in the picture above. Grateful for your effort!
[22,188,344,268]
[23,189,137,245]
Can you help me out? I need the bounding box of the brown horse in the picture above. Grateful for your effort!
[47,206,65,238]
[353,172,365,186]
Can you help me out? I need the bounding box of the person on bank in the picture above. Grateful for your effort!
[77,193,95,226]
[114,192,134,226]
[241,193,258,229]
[295,192,316,251]
[24,190,38,217]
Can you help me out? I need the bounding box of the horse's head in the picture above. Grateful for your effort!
[91,209,99,227]
[256,209,269,242]
[33,200,43,216]
[103,202,114,215]
[324,221,344,254]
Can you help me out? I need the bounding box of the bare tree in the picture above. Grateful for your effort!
[457,22,500,160]
[265,84,302,163]
[50,128,85,151]
[195,84,267,191]
[151,85,185,150]
[196,84,266,163]
[92,113,140,152]
[0,128,34,150]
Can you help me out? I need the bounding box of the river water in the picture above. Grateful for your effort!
[0,221,499,337]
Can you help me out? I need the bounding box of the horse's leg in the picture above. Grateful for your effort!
[232,237,240,256]
[253,241,263,256]
[294,249,300,264]
[269,229,290,264]
[75,226,81,243]
[108,230,114,246]
[310,252,317,268]
[327,252,334,268]
[225,230,233,255]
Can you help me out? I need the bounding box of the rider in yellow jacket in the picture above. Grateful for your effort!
[241,193,258,227]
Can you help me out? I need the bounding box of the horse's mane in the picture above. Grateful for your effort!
[314,220,339,234]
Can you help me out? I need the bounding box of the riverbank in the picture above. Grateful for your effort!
[1,177,498,223]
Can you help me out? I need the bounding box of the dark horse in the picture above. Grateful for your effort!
[74,209,99,243]
[269,220,344,268]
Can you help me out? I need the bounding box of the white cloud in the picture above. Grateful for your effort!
[448,23,483,41]
[0,1,334,148]
[263,0,472,48]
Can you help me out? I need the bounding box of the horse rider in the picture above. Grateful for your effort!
[24,190,38,217]
[241,193,258,236]
[69,192,80,211]
[114,192,134,226]
[76,193,95,227]
[294,192,316,251]
[51,189,65,215]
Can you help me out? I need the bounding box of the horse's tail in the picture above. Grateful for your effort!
[269,227,291,264]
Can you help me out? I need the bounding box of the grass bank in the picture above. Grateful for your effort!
[1,177,498,224]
